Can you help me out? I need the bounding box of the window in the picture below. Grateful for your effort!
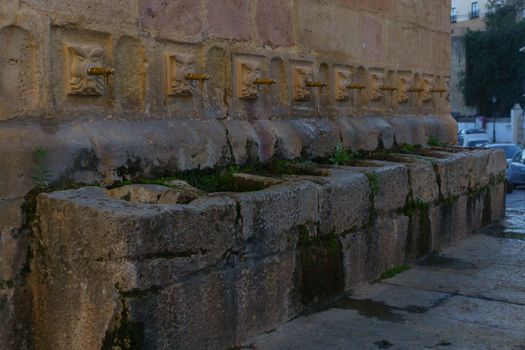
[470,2,479,18]
[451,7,457,22]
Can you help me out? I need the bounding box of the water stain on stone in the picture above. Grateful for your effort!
[435,340,453,347]
[479,222,525,241]
[374,339,394,348]
[420,252,476,270]
[334,298,406,323]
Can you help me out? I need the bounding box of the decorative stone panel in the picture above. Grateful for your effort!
[369,70,385,102]
[235,57,262,99]
[292,64,314,101]
[334,67,352,102]
[165,52,197,96]
[65,43,105,96]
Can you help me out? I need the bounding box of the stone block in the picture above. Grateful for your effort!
[37,187,237,266]
[357,162,409,214]
[139,0,203,36]
[0,26,38,121]
[374,214,409,272]
[295,0,360,57]
[430,152,470,200]
[235,253,296,341]
[0,230,28,282]
[490,183,506,223]
[342,213,408,287]
[229,180,319,259]
[255,0,294,48]
[206,0,252,41]
[127,270,238,350]
[486,149,507,177]
[404,157,440,204]
[360,15,385,64]
[317,169,371,235]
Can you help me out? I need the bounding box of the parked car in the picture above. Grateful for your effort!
[507,151,525,193]
[486,143,522,160]
[458,129,491,147]
[486,144,523,194]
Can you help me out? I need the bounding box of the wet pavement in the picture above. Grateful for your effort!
[248,190,525,350]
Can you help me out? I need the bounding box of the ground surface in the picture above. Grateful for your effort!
[248,190,525,350]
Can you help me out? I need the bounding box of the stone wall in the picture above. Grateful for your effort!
[1,0,451,121]
[0,1,466,348]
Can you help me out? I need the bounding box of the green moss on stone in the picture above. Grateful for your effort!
[380,264,411,279]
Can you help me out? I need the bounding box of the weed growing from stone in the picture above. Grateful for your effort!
[329,144,367,166]
[31,147,52,190]
[427,136,446,147]
[380,264,411,279]
[366,172,381,197]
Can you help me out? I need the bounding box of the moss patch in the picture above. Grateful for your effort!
[380,265,411,280]
[101,302,144,350]
[298,229,344,305]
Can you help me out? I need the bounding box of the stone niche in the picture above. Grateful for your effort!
[290,60,317,116]
[161,43,201,118]
[165,52,198,96]
[51,28,112,112]
[0,26,37,120]
[231,53,268,119]
[334,66,353,102]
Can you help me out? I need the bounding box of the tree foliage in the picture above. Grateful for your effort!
[463,2,525,116]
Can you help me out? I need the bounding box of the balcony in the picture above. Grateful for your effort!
[469,9,480,19]
[450,14,458,23]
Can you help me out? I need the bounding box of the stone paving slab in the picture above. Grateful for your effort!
[248,191,525,349]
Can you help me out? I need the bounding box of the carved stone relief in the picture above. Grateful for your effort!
[335,68,352,101]
[422,77,433,103]
[397,75,410,104]
[236,58,262,99]
[65,44,105,95]
[369,72,384,101]
[166,52,196,96]
[293,65,313,101]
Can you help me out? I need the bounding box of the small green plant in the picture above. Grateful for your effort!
[380,264,410,279]
[427,136,446,147]
[329,144,367,166]
[330,144,353,165]
[366,172,380,197]
[32,147,52,190]
[399,144,417,154]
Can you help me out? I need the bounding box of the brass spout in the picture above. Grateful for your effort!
[254,78,276,85]
[87,67,115,88]
[380,86,397,91]
[87,67,115,76]
[347,83,366,90]
[185,73,208,82]
[430,88,447,95]
[306,81,328,88]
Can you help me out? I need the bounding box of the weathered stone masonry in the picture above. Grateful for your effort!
[0,0,507,349]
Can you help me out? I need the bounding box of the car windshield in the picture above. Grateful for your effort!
[489,144,522,159]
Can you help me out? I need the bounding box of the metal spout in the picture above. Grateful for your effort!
[430,88,447,95]
[380,86,397,91]
[306,81,328,88]
[185,73,208,82]
[87,67,115,76]
[347,83,366,90]
[254,78,276,85]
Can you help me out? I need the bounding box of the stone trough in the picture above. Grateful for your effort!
[31,148,506,350]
